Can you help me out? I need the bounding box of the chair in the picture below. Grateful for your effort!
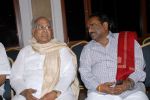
[7,57,14,66]
[3,79,12,100]
[142,37,150,45]
[2,57,14,100]
[3,47,20,99]
[6,47,20,61]
[70,40,88,100]
[70,40,88,87]
[142,42,150,99]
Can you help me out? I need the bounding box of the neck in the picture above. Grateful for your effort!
[97,38,109,47]
[96,32,109,47]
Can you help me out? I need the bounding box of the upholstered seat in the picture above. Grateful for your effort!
[142,37,150,45]
[142,42,150,99]
[70,40,88,100]
[6,47,20,61]
[3,47,20,99]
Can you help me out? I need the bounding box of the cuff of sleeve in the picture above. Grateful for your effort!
[93,82,100,91]
[53,84,64,93]
[11,80,26,95]
[128,75,137,84]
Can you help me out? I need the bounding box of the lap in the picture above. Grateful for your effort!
[12,88,75,100]
[12,93,75,100]
[56,91,75,100]
[86,92,122,100]
[86,91,149,100]
[12,95,26,100]
[124,91,149,100]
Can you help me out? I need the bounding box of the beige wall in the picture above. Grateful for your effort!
[31,0,52,19]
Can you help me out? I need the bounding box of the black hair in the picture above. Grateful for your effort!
[89,13,116,31]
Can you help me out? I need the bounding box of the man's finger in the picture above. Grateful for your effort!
[29,88,37,93]
[105,82,115,86]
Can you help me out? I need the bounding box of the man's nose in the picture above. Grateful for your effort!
[42,29,48,33]
[88,27,94,33]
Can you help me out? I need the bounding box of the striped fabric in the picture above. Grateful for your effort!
[79,31,146,98]
[116,31,136,81]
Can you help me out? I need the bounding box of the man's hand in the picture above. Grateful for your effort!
[112,78,135,95]
[97,78,135,95]
[96,82,116,94]
[0,75,6,86]
[110,83,127,95]
[20,88,38,100]
[39,91,58,100]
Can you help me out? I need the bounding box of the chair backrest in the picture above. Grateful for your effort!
[3,57,14,99]
[70,40,88,68]
[142,37,150,45]
[70,40,88,89]
[142,42,150,88]
[3,47,20,99]
[7,57,14,66]
[6,47,20,61]
[3,79,11,100]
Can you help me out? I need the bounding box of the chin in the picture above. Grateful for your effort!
[91,36,97,40]
[38,40,50,44]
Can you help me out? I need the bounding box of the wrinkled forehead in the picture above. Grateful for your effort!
[35,18,50,25]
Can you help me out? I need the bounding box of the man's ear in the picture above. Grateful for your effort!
[103,22,109,30]
[32,29,35,36]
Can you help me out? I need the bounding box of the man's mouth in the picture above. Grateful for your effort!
[89,32,95,37]
[89,32,94,35]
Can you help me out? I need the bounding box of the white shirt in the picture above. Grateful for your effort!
[0,43,11,95]
[79,32,146,98]
[10,45,75,98]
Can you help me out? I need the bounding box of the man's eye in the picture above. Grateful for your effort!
[36,25,51,30]
[40,26,45,29]
[36,26,42,29]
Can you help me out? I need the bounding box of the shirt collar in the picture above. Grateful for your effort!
[107,31,115,39]
[91,31,116,44]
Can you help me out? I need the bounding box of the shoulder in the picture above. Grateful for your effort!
[83,40,94,50]
[19,45,33,54]
[52,39,67,46]
[0,43,6,54]
[110,32,119,40]
[59,47,71,55]
[20,45,32,51]
[59,47,75,60]
[113,32,119,37]
[0,42,5,49]
[0,42,2,46]
[78,41,94,55]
